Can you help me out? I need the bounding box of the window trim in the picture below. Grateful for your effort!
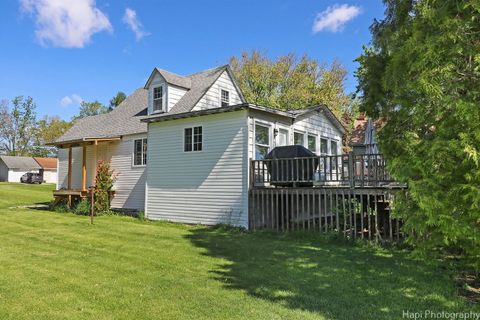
[132,138,148,167]
[183,125,203,153]
[254,121,272,160]
[152,85,166,113]
[220,88,230,107]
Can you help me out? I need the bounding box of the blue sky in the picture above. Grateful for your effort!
[0,0,385,120]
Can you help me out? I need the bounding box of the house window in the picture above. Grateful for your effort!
[307,134,317,153]
[184,126,202,152]
[153,86,163,112]
[255,123,270,160]
[331,140,338,169]
[294,131,305,146]
[278,128,289,146]
[133,138,147,166]
[221,89,230,107]
[330,140,338,156]
[320,138,329,155]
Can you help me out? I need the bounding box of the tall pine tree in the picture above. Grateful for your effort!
[356,0,480,269]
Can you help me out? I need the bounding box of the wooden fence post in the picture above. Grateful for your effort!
[348,152,354,188]
[90,188,94,225]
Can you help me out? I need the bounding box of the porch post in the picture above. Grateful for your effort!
[82,145,87,191]
[67,147,72,190]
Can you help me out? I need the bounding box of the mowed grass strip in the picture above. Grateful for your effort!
[0,182,477,319]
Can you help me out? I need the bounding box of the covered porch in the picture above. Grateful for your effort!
[50,137,120,207]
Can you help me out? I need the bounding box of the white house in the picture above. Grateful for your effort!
[0,156,41,182]
[52,65,345,228]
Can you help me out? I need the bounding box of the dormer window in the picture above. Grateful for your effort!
[221,89,229,107]
[153,86,163,112]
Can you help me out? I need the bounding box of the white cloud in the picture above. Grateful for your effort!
[122,8,149,41]
[60,94,83,107]
[20,0,112,48]
[312,4,362,33]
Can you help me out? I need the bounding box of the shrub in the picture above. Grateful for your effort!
[74,199,91,216]
[94,160,116,214]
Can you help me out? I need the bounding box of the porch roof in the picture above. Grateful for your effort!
[47,137,121,148]
[52,88,148,146]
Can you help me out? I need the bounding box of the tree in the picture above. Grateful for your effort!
[33,116,73,157]
[356,0,480,268]
[229,51,351,119]
[109,91,126,111]
[0,96,37,156]
[73,101,108,120]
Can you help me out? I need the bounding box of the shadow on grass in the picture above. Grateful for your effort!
[186,226,465,319]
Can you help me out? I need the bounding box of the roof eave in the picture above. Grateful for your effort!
[47,136,122,147]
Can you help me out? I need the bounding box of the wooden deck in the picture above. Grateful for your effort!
[248,154,407,241]
[53,189,115,208]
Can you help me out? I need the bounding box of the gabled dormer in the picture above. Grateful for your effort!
[144,68,191,115]
[144,65,246,116]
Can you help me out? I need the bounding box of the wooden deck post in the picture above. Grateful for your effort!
[67,146,72,190]
[82,145,87,191]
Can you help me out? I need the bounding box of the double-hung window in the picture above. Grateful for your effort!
[133,138,147,166]
[184,126,203,152]
[153,86,163,112]
[255,123,270,160]
[220,89,230,107]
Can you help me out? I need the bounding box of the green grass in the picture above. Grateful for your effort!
[0,182,477,319]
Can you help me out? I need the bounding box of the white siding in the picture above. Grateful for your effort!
[247,109,343,159]
[8,169,39,183]
[146,110,249,227]
[192,71,243,111]
[109,134,146,210]
[42,170,57,184]
[56,135,146,210]
[57,147,82,189]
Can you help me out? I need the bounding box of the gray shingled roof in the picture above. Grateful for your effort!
[54,65,244,145]
[167,65,229,115]
[55,88,148,144]
[155,68,192,89]
[0,156,41,170]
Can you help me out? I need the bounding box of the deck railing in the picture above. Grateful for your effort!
[251,153,395,188]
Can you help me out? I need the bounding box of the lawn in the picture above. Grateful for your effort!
[0,182,477,319]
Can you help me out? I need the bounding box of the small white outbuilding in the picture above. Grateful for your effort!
[0,156,41,183]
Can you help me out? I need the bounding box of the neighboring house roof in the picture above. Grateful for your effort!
[349,114,384,150]
[349,117,368,146]
[142,103,346,134]
[34,157,57,170]
[54,88,148,145]
[0,156,41,170]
